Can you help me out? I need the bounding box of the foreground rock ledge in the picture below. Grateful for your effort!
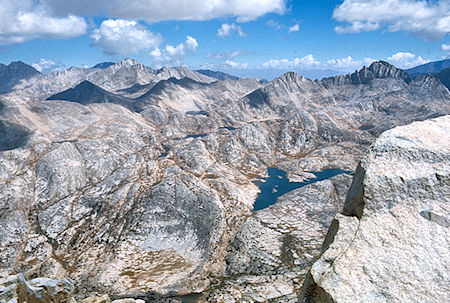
[300,115,450,303]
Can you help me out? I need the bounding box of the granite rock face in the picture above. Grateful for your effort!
[301,115,450,303]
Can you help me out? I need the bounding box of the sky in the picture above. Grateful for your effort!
[0,0,449,80]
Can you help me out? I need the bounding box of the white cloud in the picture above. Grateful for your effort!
[326,56,375,71]
[217,23,246,37]
[263,54,320,70]
[442,44,450,51]
[333,0,450,40]
[288,24,300,34]
[335,21,380,34]
[185,35,198,52]
[43,0,286,22]
[225,60,248,69]
[386,52,430,68]
[91,19,162,56]
[31,58,64,73]
[150,36,198,67]
[0,0,87,45]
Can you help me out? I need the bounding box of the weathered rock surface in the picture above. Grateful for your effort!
[206,178,352,302]
[0,274,146,303]
[301,115,450,303]
[0,274,75,303]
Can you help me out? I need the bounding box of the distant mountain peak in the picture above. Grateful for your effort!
[0,60,41,93]
[278,71,306,81]
[405,59,450,77]
[116,58,145,67]
[322,61,411,87]
[368,61,410,81]
[47,79,132,107]
[195,69,239,81]
[93,62,115,69]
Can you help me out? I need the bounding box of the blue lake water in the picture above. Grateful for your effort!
[252,168,352,211]
[185,133,207,139]
[186,110,209,116]
[158,147,170,158]
[219,126,238,131]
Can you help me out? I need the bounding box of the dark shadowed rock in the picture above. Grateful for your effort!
[93,62,115,69]
[0,61,41,93]
[0,120,30,151]
[47,80,134,108]
[406,58,450,77]
[195,69,239,81]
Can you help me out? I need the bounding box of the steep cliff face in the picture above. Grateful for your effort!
[301,115,450,303]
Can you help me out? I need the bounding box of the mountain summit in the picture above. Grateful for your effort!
[0,61,41,93]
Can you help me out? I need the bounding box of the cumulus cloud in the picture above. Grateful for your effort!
[31,58,64,73]
[262,54,320,70]
[225,60,248,69]
[43,0,286,22]
[150,36,198,67]
[326,56,375,71]
[91,19,162,56]
[0,0,87,45]
[333,0,450,40]
[288,24,300,34]
[217,23,246,37]
[386,52,430,68]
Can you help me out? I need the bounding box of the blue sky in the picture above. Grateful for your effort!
[0,0,449,79]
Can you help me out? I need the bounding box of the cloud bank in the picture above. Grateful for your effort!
[43,0,286,22]
[333,0,450,40]
[0,0,87,45]
[0,0,285,45]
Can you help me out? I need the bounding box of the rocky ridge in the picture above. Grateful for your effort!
[300,115,450,303]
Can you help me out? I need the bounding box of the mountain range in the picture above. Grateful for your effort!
[0,57,449,302]
[405,58,450,77]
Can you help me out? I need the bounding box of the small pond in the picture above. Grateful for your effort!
[186,110,209,116]
[185,133,207,139]
[219,126,238,131]
[252,167,352,211]
[158,147,170,158]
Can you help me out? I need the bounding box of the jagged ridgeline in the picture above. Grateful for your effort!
[0,58,449,302]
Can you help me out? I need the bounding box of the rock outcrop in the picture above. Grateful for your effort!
[301,115,450,302]
[0,274,145,303]
[206,177,352,302]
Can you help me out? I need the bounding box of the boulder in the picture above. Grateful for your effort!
[301,115,450,302]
